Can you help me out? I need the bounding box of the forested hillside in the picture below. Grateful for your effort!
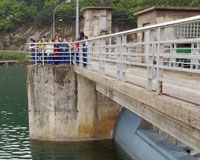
[1,0,200,33]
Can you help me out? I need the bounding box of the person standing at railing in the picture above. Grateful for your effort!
[54,34,59,41]
[69,38,76,64]
[46,38,54,64]
[61,38,69,64]
[38,38,46,64]
[75,38,80,64]
[29,38,36,64]
[58,38,63,64]
[79,32,88,67]
[53,39,59,65]
[53,39,61,65]
[83,36,88,67]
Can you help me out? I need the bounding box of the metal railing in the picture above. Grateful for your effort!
[28,42,76,66]
[28,15,200,96]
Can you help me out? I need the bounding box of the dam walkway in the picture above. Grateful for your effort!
[28,15,200,155]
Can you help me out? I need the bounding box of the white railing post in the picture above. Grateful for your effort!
[99,38,105,75]
[99,39,102,74]
[101,39,105,75]
[79,42,83,67]
[145,30,154,91]
[69,43,72,66]
[75,42,79,66]
[191,43,194,69]
[87,41,92,70]
[156,27,165,95]
[174,44,177,67]
[42,44,45,66]
[121,34,127,81]
[197,43,200,69]
[35,45,37,65]
[117,35,122,80]
[109,37,112,59]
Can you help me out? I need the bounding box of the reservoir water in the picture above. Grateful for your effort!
[0,66,133,160]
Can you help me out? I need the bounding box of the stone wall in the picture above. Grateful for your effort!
[137,9,200,41]
[137,10,157,28]
[82,8,112,38]
[156,10,200,40]
[27,65,121,141]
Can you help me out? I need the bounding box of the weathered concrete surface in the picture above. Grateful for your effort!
[81,7,112,37]
[27,65,121,141]
[135,7,200,40]
[74,66,200,151]
[77,75,121,139]
[27,65,78,140]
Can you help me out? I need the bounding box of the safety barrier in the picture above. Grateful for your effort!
[29,15,200,95]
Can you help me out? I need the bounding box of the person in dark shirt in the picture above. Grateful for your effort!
[79,32,88,67]
[61,38,69,64]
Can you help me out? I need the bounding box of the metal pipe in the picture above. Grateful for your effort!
[52,0,71,38]
[53,4,60,38]
[76,0,79,38]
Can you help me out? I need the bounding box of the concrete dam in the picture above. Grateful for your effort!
[27,11,200,160]
[27,65,198,160]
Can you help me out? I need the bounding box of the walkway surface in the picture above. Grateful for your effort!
[90,61,200,105]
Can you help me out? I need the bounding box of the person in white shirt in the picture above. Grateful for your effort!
[46,38,54,64]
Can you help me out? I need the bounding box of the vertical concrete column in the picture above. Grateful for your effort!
[27,65,78,141]
[76,74,96,138]
[95,92,121,138]
[27,65,121,141]
[76,75,121,140]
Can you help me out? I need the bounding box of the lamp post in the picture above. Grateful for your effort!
[76,0,79,38]
[52,0,79,38]
[52,0,71,38]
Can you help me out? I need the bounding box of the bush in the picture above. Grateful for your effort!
[0,52,29,64]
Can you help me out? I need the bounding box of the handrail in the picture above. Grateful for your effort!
[27,15,200,104]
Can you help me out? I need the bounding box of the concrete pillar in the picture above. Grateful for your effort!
[81,7,113,38]
[27,65,121,141]
[76,74,121,139]
[27,65,78,141]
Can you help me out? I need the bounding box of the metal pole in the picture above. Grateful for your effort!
[53,4,61,38]
[53,9,55,38]
[53,1,71,38]
[76,0,79,38]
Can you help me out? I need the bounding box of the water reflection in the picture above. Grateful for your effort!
[0,66,133,160]
[30,140,132,160]
[0,66,30,159]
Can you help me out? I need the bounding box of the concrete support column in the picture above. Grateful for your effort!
[77,74,121,139]
[27,65,121,141]
[27,66,78,141]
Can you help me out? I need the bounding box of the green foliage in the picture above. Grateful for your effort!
[0,52,29,64]
[0,0,200,32]
[0,0,36,32]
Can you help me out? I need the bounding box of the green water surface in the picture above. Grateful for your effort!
[0,66,133,160]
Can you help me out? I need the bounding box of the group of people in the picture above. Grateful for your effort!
[29,32,88,66]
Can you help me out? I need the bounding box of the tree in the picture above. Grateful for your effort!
[0,0,199,32]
